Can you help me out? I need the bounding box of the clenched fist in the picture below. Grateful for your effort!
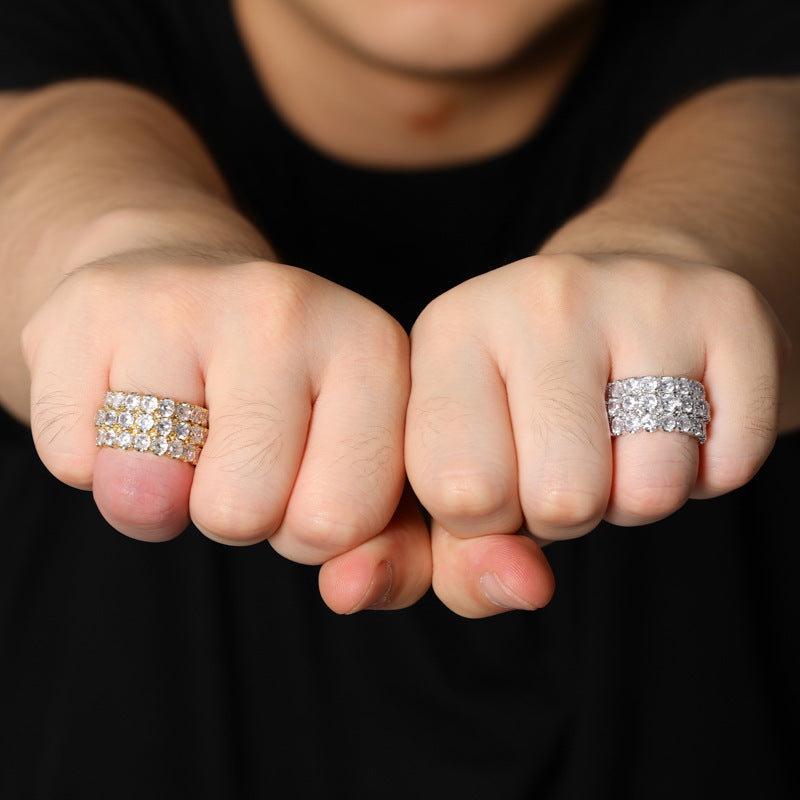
[406,252,787,617]
[21,212,431,614]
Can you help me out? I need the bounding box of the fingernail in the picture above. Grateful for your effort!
[480,571,537,611]
[346,560,393,614]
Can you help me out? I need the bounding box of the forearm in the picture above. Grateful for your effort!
[0,80,271,421]
[542,77,800,432]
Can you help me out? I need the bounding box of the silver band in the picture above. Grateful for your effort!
[606,376,710,444]
[94,390,209,465]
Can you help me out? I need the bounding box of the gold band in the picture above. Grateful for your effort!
[94,390,209,465]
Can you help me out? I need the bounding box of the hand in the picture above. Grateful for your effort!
[405,252,788,617]
[22,212,431,614]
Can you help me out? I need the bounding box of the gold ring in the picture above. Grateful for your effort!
[94,390,209,465]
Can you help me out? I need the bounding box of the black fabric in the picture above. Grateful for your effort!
[1,1,799,797]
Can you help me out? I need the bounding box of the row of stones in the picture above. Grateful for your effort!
[607,392,710,421]
[95,426,201,464]
[94,408,208,446]
[608,412,707,441]
[607,376,704,399]
[102,391,209,426]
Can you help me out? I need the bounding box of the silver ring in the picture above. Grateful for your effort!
[606,376,710,444]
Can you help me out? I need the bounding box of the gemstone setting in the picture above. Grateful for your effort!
[95,390,208,464]
[607,376,708,443]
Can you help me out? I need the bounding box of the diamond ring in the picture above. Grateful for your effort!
[606,376,710,444]
[94,390,209,465]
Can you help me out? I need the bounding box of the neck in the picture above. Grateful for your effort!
[234,0,602,169]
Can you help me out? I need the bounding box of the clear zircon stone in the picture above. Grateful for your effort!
[190,426,207,445]
[622,396,639,413]
[623,377,640,394]
[159,398,176,417]
[168,441,184,459]
[118,411,134,428]
[640,376,658,394]
[156,419,172,435]
[641,414,659,432]
[133,433,151,452]
[642,394,659,413]
[137,413,155,432]
[141,395,159,413]
[117,432,133,449]
[152,437,169,456]
[124,393,141,411]
[624,413,642,433]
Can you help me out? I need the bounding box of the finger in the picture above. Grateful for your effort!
[604,353,705,525]
[93,336,206,542]
[431,519,554,618]
[271,326,409,564]
[26,324,111,490]
[406,321,521,539]
[189,332,311,546]
[318,484,431,614]
[693,295,782,498]
[505,351,612,542]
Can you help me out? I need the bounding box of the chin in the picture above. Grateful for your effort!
[292,0,591,76]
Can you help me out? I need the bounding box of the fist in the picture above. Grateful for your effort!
[22,215,431,613]
[406,253,788,617]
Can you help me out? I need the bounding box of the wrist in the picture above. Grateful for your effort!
[64,200,275,275]
[539,198,724,267]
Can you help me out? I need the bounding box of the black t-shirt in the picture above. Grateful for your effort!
[1,1,798,798]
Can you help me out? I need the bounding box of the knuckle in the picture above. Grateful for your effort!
[515,254,594,327]
[226,262,313,340]
[289,501,377,554]
[741,378,780,442]
[617,466,693,517]
[525,482,605,530]
[702,451,765,494]
[193,497,278,545]
[714,270,762,309]
[40,449,95,490]
[363,311,409,362]
[412,288,481,343]
[426,469,514,523]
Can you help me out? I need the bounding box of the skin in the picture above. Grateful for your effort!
[3,1,797,618]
